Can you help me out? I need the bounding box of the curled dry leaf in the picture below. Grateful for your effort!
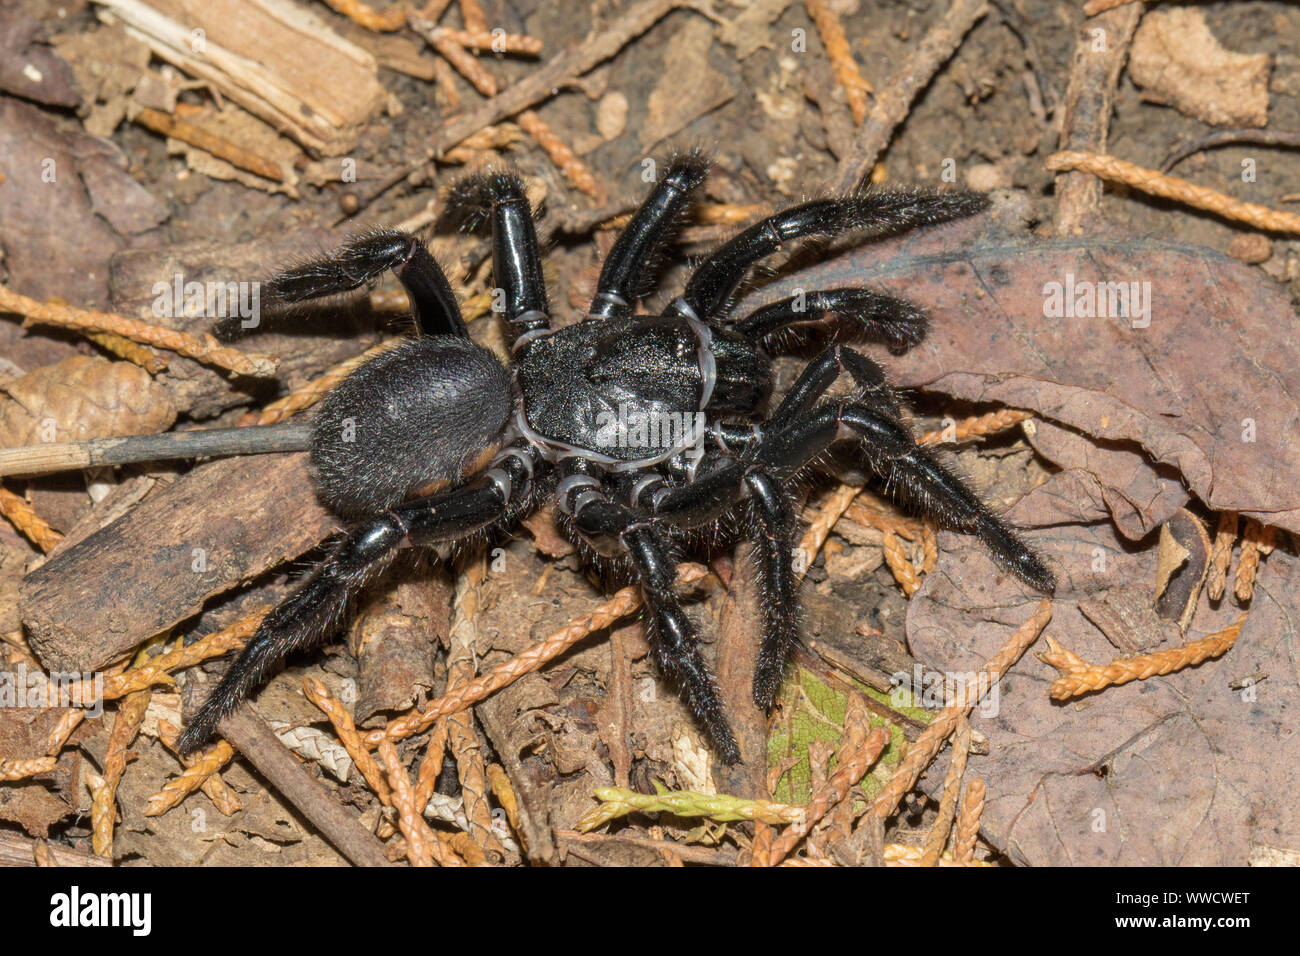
[0,355,177,447]
[1128,8,1271,128]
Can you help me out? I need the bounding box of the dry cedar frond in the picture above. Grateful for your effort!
[0,757,58,781]
[303,676,392,806]
[0,284,278,377]
[0,487,63,553]
[1046,151,1300,234]
[92,689,151,856]
[917,408,1033,446]
[873,600,1051,819]
[1039,615,1246,699]
[920,718,971,866]
[952,777,986,863]
[1207,511,1238,601]
[156,720,243,816]
[144,739,236,816]
[804,0,872,124]
[1234,520,1275,602]
[367,563,711,745]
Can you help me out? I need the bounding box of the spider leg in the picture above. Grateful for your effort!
[736,287,929,355]
[623,462,801,711]
[743,470,802,709]
[560,471,740,764]
[445,172,550,346]
[263,229,467,338]
[176,449,535,754]
[756,400,1055,593]
[766,343,905,431]
[674,189,989,321]
[587,150,710,321]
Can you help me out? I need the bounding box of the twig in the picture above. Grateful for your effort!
[428,26,543,55]
[144,738,235,817]
[92,689,151,856]
[156,720,243,815]
[575,786,806,831]
[765,707,889,865]
[917,408,1033,446]
[217,705,394,866]
[446,553,509,860]
[303,676,393,806]
[1047,151,1300,235]
[1160,129,1300,174]
[322,0,409,31]
[0,424,312,478]
[873,599,1051,819]
[1040,615,1246,699]
[832,0,990,193]
[1234,520,1274,602]
[106,608,267,700]
[132,107,284,181]
[1207,511,1238,601]
[1082,0,1144,13]
[1051,1,1142,236]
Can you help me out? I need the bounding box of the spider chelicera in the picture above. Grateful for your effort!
[176,152,1054,762]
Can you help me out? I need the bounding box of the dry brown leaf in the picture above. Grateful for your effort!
[1129,8,1271,128]
[0,355,177,447]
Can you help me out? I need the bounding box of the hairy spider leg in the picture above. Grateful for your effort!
[263,228,467,338]
[586,150,710,321]
[755,400,1056,596]
[558,465,740,764]
[675,189,991,321]
[737,287,930,355]
[764,343,906,431]
[176,449,535,754]
[446,172,550,344]
[634,346,1052,709]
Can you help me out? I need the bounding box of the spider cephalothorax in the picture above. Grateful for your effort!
[176,153,1054,763]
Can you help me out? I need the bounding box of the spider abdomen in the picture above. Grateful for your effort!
[310,336,513,517]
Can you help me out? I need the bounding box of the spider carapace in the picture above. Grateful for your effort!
[177,152,1054,763]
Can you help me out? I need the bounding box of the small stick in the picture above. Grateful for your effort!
[0,423,312,478]
[428,26,543,55]
[919,717,971,866]
[217,705,394,866]
[1082,0,1144,13]
[92,690,151,857]
[132,107,284,182]
[458,0,488,32]
[832,0,990,193]
[1207,511,1238,601]
[917,408,1033,446]
[1160,129,1300,174]
[1047,151,1300,235]
[0,283,279,377]
[303,676,393,806]
[1234,520,1275,602]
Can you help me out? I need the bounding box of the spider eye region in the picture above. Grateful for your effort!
[309,336,513,517]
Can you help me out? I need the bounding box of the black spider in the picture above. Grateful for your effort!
[176,153,1054,763]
